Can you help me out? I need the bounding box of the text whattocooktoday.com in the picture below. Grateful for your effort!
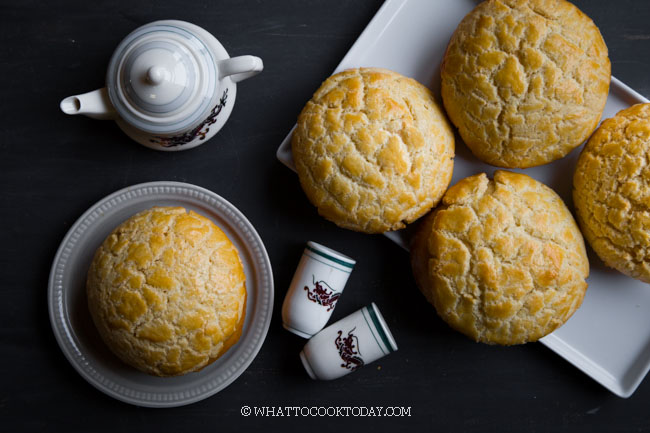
[240,406,411,417]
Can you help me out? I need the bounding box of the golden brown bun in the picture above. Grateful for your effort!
[441,0,610,168]
[411,171,589,345]
[574,103,650,282]
[86,207,246,376]
[292,67,455,233]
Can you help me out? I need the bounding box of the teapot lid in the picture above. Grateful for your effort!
[106,21,217,133]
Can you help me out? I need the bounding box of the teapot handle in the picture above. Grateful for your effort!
[217,56,264,83]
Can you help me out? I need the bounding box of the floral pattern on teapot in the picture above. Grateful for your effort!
[149,89,229,148]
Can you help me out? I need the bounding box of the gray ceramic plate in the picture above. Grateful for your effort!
[48,181,274,407]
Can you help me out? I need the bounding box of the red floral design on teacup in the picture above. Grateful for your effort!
[335,327,364,371]
[304,276,341,312]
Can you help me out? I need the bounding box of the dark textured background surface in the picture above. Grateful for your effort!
[1,0,649,431]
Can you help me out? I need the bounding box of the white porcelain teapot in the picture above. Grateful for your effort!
[60,20,263,151]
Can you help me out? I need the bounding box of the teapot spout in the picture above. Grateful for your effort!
[60,88,117,120]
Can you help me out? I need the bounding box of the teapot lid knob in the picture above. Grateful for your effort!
[146,66,166,85]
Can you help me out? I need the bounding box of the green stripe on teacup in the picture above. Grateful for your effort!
[362,308,386,356]
[365,306,395,353]
[303,252,352,274]
[305,245,355,269]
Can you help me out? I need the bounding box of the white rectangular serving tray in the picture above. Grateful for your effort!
[276,0,650,398]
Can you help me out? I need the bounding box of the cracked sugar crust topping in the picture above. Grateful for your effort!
[292,68,455,234]
[441,0,610,168]
[411,171,589,345]
[86,206,246,376]
[574,103,650,283]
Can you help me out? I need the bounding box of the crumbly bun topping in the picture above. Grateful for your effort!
[574,103,650,282]
[87,206,246,376]
[292,67,454,233]
[441,0,610,168]
[411,171,589,344]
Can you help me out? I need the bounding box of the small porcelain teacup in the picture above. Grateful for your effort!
[300,302,398,380]
[282,241,355,338]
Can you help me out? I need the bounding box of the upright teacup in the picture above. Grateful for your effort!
[282,241,355,338]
